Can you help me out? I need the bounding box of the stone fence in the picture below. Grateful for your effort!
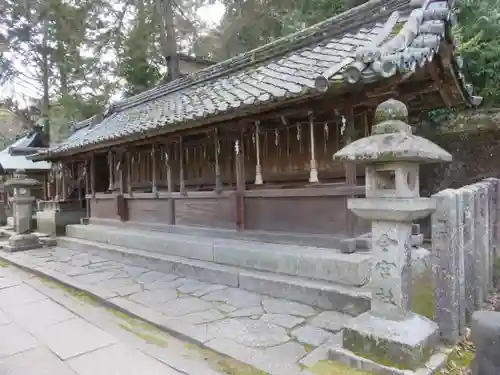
[432,178,500,343]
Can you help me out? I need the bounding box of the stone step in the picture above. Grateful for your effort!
[88,217,371,252]
[65,224,372,287]
[57,236,371,315]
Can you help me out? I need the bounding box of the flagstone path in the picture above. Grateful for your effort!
[0,246,352,375]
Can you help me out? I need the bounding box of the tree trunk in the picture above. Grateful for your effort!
[41,13,50,144]
[157,0,180,82]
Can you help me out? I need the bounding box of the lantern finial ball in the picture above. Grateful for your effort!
[372,99,411,135]
[374,99,408,124]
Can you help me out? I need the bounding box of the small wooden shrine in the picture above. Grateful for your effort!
[32,0,480,240]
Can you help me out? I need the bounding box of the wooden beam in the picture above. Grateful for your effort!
[427,61,452,108]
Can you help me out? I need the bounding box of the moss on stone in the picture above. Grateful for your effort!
[343,327,430,371]
[446,341,476,375]
[108,308,162,333]
[39,277,99,305]
[411,272,435,321]
[493,257,500,285]
[0,259,10,268]
[119,322,169,348]
[374,99,408,124]
[309,360,373,375]
[303,344,315,353]
[184,343,267,375]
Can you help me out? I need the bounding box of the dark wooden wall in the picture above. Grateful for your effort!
[89,184,368,236]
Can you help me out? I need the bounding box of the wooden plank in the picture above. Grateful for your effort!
[244,185,365,198]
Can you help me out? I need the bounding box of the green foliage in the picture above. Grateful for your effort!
[195,0,352,60]
[455,0,500,105]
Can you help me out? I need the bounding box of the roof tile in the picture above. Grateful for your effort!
[41,0,478,157]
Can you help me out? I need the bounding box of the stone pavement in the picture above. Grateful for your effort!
[0,246,353,375]
[0,262,194,375]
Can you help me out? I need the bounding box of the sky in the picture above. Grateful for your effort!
[0,1,226,107]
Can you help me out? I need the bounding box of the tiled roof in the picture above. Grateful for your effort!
[0,132,51,171]
[40,0,478,158]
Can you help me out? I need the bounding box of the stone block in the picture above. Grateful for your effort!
[471,310,500,375]
[460,186,477,317]
[207,318,290,348]
[36,318,118,360]
[485,178,500,281]
[172,261,239,287]
[260,314,305,329]
[4,233,41,252]
[411,233,424,247]
[202,288,262,309]
[431,189,463,343]
[66,343,179,375]
[342,311,439,371]
[486,180,497,284]
[238,271,370,314]
[291,325,332,347]
[455,189,467,334]
[477,183,490,298]
[36,208,86,236]
[0,323,39,358]
[480,181,494,291]
[262,298,316,317]
[0,346,76,375]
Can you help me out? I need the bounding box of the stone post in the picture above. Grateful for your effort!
[330,99,451,371]
[4,169,41,251]
[461,186,477,315]
[485,178,500,282]
[432,188,466,343]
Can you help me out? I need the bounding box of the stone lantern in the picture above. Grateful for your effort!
[331,99,451,371]
[4,169,41,251]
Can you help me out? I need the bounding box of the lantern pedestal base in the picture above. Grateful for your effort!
[4,233,41,252]
[338,311,439,371]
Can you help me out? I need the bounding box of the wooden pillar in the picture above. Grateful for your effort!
[127,150,133,196]
[61,163,67,201]
[90,154,96,198]
[84,160,90,217]
[344,109,357,186]
[165,146,176,225]
[151,143,158,197]
[344,108,357,238]
[179,137,186,195]
[107,150,114,191]
[77,163,83,207]
[235,139,245,231]
[254,121,263,185]
[214,130,222,193]
[308,111,319,183]
[117,153,125,194]
[53,165,60,200]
